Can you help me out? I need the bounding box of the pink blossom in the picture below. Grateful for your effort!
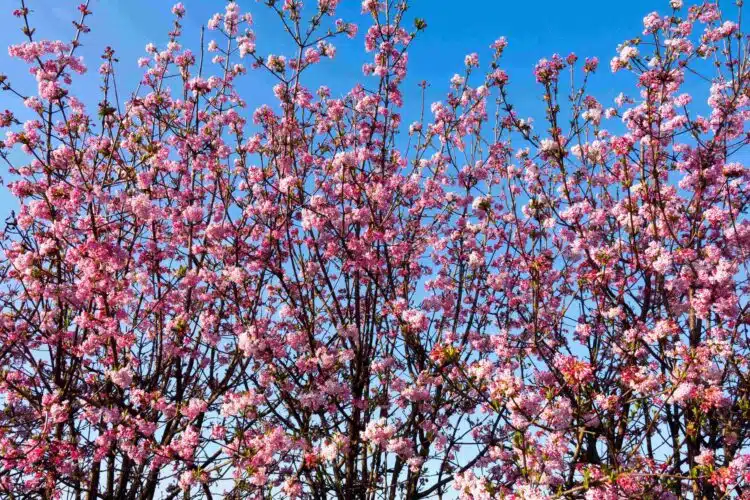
[108,367,133,389]
[171,2,185,17]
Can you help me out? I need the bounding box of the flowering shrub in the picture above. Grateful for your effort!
[0,0,748,498]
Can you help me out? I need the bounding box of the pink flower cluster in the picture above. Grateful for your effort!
[0,0,748,498]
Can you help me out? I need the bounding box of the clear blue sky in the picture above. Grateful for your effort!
[0,2,742,494]
[0,0,730,219]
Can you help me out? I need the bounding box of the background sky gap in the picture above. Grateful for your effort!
[2,0,735,220]
[0,1,747,497]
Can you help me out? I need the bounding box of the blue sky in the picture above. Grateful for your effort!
[0,2,744,494]
[0,0,728,219]
[0,0,666,102]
